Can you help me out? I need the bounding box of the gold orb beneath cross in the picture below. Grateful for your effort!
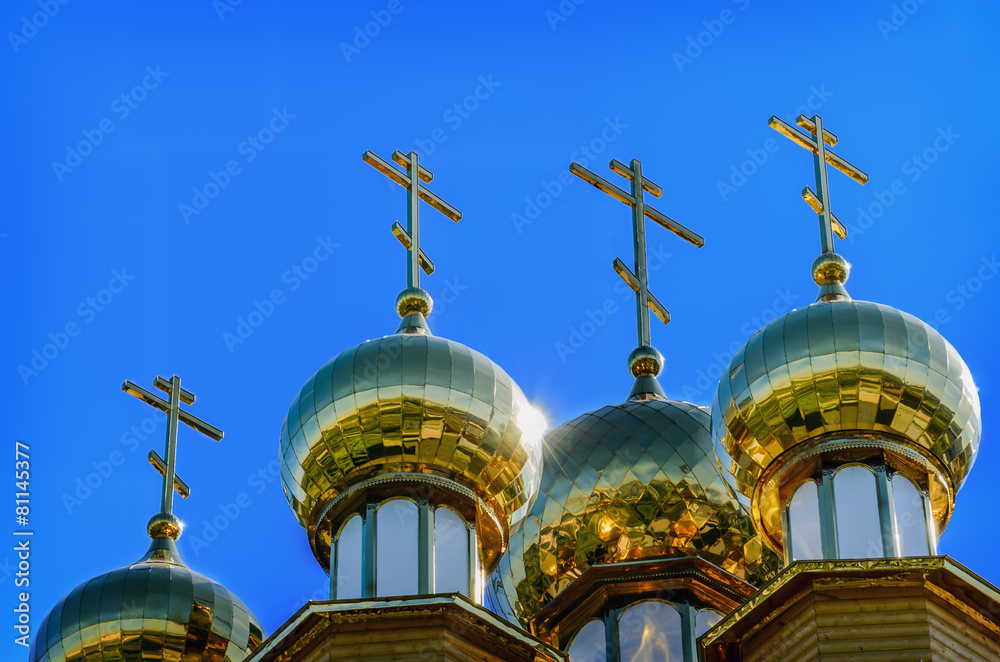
[628,345,663,377]
[395,286,433,317]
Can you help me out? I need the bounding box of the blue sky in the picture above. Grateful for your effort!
[4,1,999,657]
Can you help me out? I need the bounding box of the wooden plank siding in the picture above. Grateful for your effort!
[710,568,1000,662]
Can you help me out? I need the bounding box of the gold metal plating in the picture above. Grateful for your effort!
[146,512,183,541]
[811,252,849,287]
[627,345,663,378]
[32,376,262,662]
[490,400,780,626]
[395,286,433,318]
[712,299,981,548]
[279,330,544,574]
[31,534,264,662]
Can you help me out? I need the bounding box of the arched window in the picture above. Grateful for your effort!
[834,465,883,558]
[891,474,929,556]
[788,480,822,561]
[376,499,418,597]
[335,514,362,599]
[619,601,683,662]
[434,506,469,595]
[566,619,606,662]
[695,608,724,637]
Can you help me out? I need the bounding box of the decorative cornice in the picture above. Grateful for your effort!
[247,594,566,662]
[701,555,1000,649]
[531,556,755,641]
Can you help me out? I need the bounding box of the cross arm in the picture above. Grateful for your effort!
[122,381,224,441]
[609,159,663,198]
[768,116,869,184]
[571,162,704,247]
[362,150,463,222]
[643,206,705,248]
[802,186,848,239]
[363,150,410,188]
[148,450,191,498]
[795,115,838,146]
[391,150,433,183]
[570,162,635,206]
[154,375,195,404]
[613,258,671,325]
[391,221,435,274]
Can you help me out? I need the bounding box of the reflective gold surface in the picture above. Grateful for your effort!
[279,326,544,571]
[712,299,981,506]
[31,532,263,662]
[395,286,433,318]
[490,399,779,626]
[811,253,849,288]
[37,376,264,661]
[627,345,663,378]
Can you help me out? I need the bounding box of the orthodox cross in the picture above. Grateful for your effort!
[122,375,223,515]
[363,150,462,289]
[769,114,869,254]
[570,158,704,348]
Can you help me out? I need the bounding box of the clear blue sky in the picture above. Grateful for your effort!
[4,1,999,658]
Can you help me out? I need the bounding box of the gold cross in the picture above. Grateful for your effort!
[769,114,869,254]
[122,375,223,515]
[570,158,704,348]
[363,150,462,289]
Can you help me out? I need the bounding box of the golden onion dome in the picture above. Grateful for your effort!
[279,290,544,571]
[712,296,981,524]
[490,396,779,625]
[31,515,263,662]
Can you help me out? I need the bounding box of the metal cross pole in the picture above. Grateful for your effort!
[570,158,704,348]
[363,149,462,289]
[769,114,869,254]
[122,375,223,515]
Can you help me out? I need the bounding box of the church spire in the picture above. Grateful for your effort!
[768,114,869,302]
[569,158,704,398]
